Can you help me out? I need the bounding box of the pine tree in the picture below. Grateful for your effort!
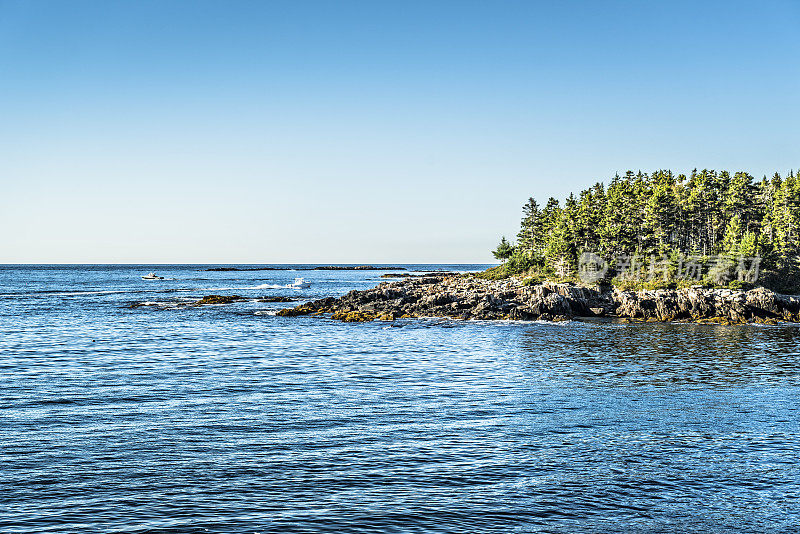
[516,198,539,253]
[535,197,561,260]
[544,214,576,273]
[600,174,638,255]
[773,174,800,268]
[644,170,678,255]
[722,214,744,256]
[575,184,605,253]
[492,237,515,262]
[739,230,759,257]
[758,175,781,266]
[724,172,754,228]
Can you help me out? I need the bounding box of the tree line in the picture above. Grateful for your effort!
[493,169,800,291]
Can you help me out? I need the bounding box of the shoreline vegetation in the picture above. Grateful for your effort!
[490,168,800,294]
[277,169,800,324]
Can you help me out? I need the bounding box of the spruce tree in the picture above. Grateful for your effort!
[722,215,744,256]
[516,198,539,253]
[492,237,515,262]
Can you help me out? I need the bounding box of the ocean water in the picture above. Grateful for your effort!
[1,265,799,533]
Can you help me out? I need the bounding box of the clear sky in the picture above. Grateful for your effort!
[1,0,798,263]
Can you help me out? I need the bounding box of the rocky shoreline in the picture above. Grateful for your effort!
[277,274,800,324]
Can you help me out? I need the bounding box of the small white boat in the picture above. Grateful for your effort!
[142,272,164,280]
[290,277,311,288]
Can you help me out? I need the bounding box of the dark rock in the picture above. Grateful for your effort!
[276,304,318,317]
[195,294,245,305]
[273,274,800,324]
[194,294,297,305]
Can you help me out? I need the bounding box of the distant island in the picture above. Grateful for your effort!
[206,265,406,272]
[275,170,800,324]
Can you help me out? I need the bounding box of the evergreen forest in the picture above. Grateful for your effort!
[490,169,800,292]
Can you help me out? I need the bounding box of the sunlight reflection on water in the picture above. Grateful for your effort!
[1,265,799,533]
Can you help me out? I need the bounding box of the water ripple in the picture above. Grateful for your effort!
[1,266,799,532]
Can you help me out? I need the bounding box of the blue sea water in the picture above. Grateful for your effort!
[1,264,799,533]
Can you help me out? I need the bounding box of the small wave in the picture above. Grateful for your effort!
[198,284,286,291]
[255,310,278,315]
[3,284,297,299]
[0,287,199,299]
[129,300,181,309]
[37,398,79,405]
[50,290,132,297]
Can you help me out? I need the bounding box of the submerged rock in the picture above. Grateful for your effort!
[331,310,376,322]
[276,304,319,317]
[194,295,297,305]
[255,296,297,303]
[195,294,245,305]
[274,274,800,324]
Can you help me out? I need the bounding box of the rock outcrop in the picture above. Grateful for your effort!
[275,274,800,324]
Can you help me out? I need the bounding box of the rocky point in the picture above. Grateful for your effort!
[276,274,800,324]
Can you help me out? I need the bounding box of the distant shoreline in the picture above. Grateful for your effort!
[205,265,408,272]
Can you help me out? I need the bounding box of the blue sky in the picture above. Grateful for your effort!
[1,0,798,263]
